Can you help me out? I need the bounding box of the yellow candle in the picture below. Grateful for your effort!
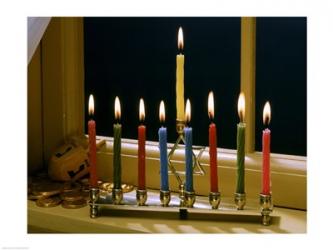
[176,27,185,121]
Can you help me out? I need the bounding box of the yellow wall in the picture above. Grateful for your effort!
[27,17,84,173]
[28,44,43,173]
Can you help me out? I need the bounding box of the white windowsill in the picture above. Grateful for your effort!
[28,188,306,233]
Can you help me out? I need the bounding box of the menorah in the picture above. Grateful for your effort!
[89,118,273,226]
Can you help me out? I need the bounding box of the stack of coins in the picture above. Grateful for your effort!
[28,175,89,209]
[60,190,87,209]
[28,180,63,208]
[28,174,134,209]
[36,196,62,208]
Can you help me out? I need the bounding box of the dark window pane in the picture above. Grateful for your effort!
[256,17,307,156]
[84,17,240,149]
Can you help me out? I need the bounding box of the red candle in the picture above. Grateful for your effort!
[262,101,271,195]
[88,95,97,187]
[138,98,146,190]
[208,91,218,192]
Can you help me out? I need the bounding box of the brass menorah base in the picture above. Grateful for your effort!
[89,188,274,226]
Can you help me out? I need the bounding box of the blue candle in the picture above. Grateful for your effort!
[159,127,169,191]
[184,127,193,192]
[159,101,169,191]
[184,99,193,192]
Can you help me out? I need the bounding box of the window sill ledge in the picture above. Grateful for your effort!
[28,189,306,233]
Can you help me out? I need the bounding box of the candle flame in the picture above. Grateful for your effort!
[139,98,145,122]
[178,27,184,50]
[263,101,271,125]
[114,96,121,120]
[185,99,191,123]
[159,100,165,123]
[88,94,94,116]
[208,91,214,120]
[238,92,245,122]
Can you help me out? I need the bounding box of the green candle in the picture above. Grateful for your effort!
[236,93,246,194]
[113,97,122,189]
[236,122,245,193]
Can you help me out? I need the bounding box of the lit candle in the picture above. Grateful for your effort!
[88,94,97,188]
[138,98,146,190]
[158,101,169,191]
[262,101,271,195]
[113,96,122,190]
[184,99,193,192]
[208,91,218,193]
[176,27,185,121]
[236,92,246,194]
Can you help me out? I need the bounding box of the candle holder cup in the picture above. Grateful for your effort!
[112,188,123,205]
[176,119,186,135]
[160,190,171,207]
[234,192,246,210]
[185,190,196,208]
[260,193,273,226]
[209,191,221,209]
[89,187,100,218]
[136,189,147,206]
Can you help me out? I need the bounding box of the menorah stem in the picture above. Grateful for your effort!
[179,184,186,207]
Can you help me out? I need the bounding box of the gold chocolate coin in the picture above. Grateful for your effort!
[121,183,134,193]
[60,190,83,202]
[36,196,62,208]
[99,183,134,193]
[33,181,63,197]
[62,199,87,209]
[28,193,45,200]
[100,182,113,192]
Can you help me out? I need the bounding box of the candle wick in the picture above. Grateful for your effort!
[209,114,214,124]
[264,117,270,128]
